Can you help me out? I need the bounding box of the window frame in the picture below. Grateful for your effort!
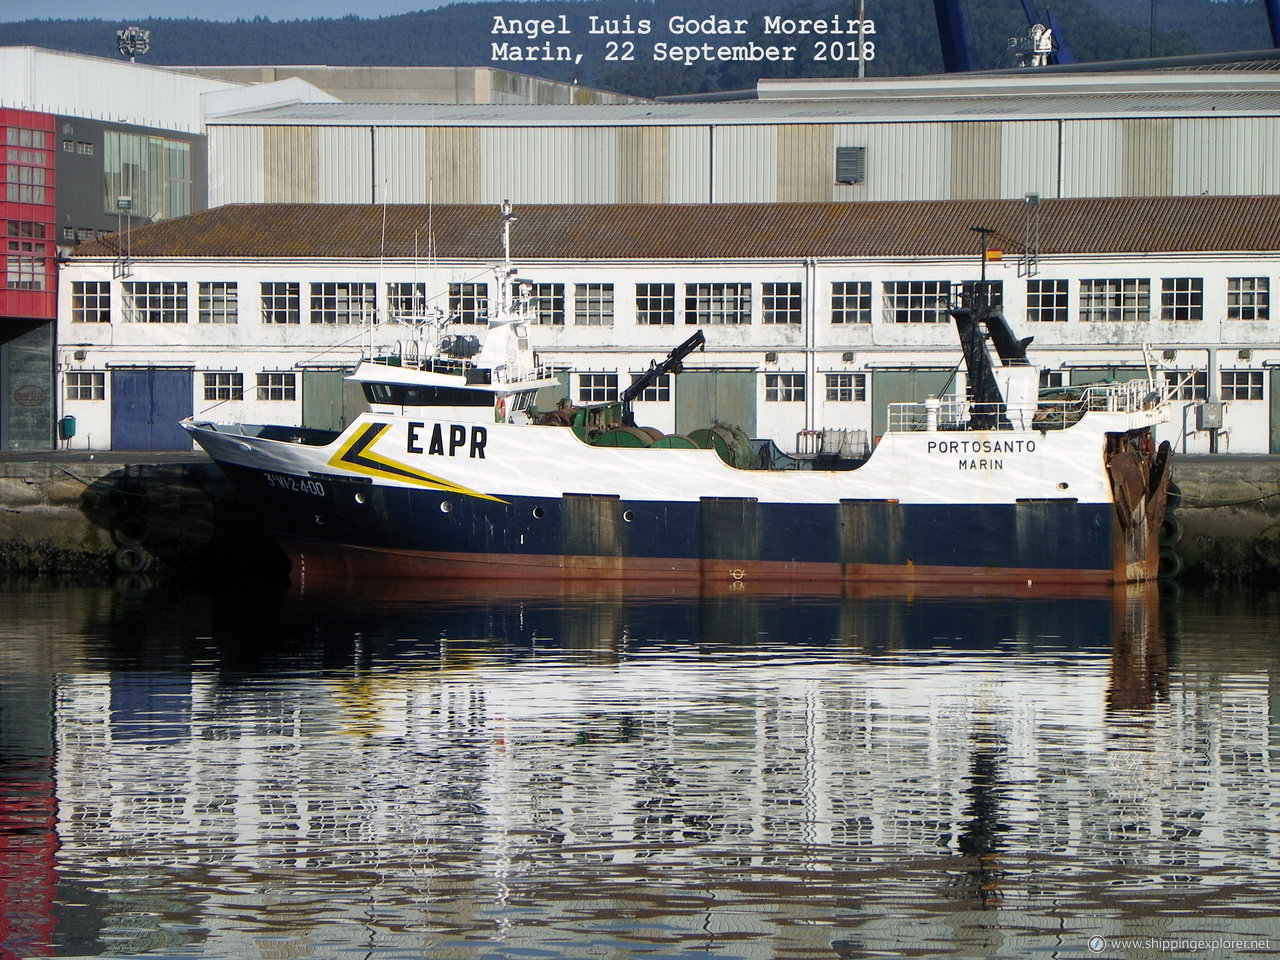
[1160,277,1203,322]
[765,372,806,402]
[1080,278,1150,323]
[831,281,871,324]
[1027,278,1069,322]
[198,281,238,324]
[202,372,245,401]
[636,282,676,325]
[261,282,300,324]
[824,372,867,402]
[256,372,297,401]
[883,280,951,324]
[65,371,105,400]
[1227,277,1269,321]
[448,282,489,325]
[685,282,752,325]
[577,372,619,403]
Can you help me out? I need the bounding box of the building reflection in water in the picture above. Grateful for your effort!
[2,577,1277,959]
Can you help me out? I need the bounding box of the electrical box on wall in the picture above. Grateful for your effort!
[1197,401,1224,430]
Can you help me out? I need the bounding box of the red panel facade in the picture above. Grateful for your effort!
[0,108,57,323]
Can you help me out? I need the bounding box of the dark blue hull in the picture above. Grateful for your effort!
[218,463,1118,583]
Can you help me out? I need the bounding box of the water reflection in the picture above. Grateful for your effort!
[1,579,1277,959]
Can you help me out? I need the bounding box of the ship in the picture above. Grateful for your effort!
[183,202,1174,586]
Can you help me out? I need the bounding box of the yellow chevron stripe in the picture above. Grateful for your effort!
[328,423,507,503]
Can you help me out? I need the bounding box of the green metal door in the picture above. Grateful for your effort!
[675,370,756,437]
[1270,369,1280,454]
[302,370,367,432]
[870,369,956,443]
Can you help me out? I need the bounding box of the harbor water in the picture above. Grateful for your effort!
[1,577,1278,959]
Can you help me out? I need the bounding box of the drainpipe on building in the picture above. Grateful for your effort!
[805,258,818,433]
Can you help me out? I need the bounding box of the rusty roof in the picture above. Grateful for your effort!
[73,196,1280,262]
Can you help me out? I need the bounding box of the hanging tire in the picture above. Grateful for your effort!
[1158,514,1183,547]
[1158,549,1182,580]
[1166,480,1183,510]
[114,544,153,574]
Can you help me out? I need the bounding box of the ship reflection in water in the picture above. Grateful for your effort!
[1,579,1277,959]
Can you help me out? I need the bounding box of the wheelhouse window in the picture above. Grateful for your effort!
[825,372,866,402]
[1220,369,1263,401]
[122,281,187,323]
[685,283,751,325]
[1160,277,1203,321]
[636,283,675,324]
[449,282,488,325]
[387,282,427,319]
[1227,277,1269,321]
[203,372,244,401]
[765,373,806,402]
[831,281,871,324]
[198,282,238,324]
[310,282,375,325]
[261,282,300,324]
[575,283,614,326]
[578,373,618,403]
[1080,279,1150,322]
[530,283,565,325]
[883,281,950,324]
[66,371,105,400]
[257,372,296,401]
[762,282,802,324]
[1027,279,1069,322]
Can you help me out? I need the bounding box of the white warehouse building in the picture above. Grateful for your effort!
[59,195,1280,454]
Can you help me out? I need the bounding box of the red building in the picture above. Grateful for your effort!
[1,108,56,450]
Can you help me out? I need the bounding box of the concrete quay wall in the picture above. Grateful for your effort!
[0,454,1276,582]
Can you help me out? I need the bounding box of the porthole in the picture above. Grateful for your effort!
[622,510,635,523]
[440,501,453,514]
[1057,482,1069,491]
[354,492,366,504]
[532,506,545,519]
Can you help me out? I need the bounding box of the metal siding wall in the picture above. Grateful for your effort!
[859,123,950,201]
[574,127,618,202]
[1060,120,1122,198]
[669,127,711,203]
[949,122,1002,199]
[714,125,777,203]
[777,124,833,202]
[1123,118,1172,197]
[263,126,317,202]
[482,128,587,202]
[1173,117,1280,197]
[376,127,429,203]
[998,120,1058,199]
[208,126,263,205]
[318,126,373,203]
[618,127,670,203]
[428,128,481,203]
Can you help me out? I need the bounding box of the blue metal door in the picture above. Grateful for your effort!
[111,368,193,451]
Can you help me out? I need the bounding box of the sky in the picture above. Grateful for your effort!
[1,0,446,21]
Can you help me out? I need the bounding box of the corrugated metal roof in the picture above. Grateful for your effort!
[209,91,1280,126]
[72,197,1280,261]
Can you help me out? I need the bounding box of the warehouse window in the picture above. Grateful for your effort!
[883,280,950,323]
[825,373,866,402]
[203,372,244,401]
[71,281,111,323]
[387,282,427,319]
[575,283,614,326]
[578,372,618,403]
[636,283,675,324]
[1027,279,1069,322]
[310,282,375,325]
[257,372,296,401]
[763,282,802,324]
[629,372,671,402]
[831,281,871,324]
[261,282,300,324]
[530,283,565,325]
[198,282,238,324]
[102,130,191,219]
[449,282,488,325]
[66,371,105,400]
[1221,370,1263,401]
[1227,277,1269,321]
[1163,370,1207,401]
[765,373,806,402]
[1080,279,1149,322]
[1161,277,1203,321]
[686,282,751,325]
[835,146,867,185]
[122,281,187,323]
